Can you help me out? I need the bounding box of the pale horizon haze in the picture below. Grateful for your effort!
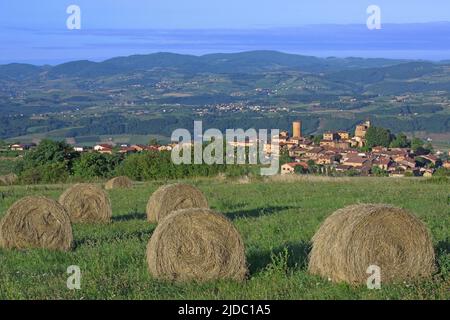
[1,1,450,64]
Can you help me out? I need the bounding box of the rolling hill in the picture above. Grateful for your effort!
[0,51,449,148]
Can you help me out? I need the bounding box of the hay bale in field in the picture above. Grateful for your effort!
[0,196,73,251]
[59,183,112,223]
[146,183,208,223]
[105,176,133,190]
[147,208,247,282]
[308,204,435,285]
[0,173,18,186]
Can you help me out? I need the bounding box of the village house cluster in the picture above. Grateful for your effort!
[279,120,450,177]
[80,143,173,154]
[9,143,37,151]
[7,141,173,155]
[6,120,450,177]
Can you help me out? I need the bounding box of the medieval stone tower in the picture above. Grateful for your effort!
[293,121,302,138]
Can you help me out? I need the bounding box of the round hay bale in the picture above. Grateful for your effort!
[146,183,208,223]
[0,173,18,186]
[105,176,133,190]
[147,208,247,282]
[0,196,73,251]
[308,204,435,285]
[59,183,112,223]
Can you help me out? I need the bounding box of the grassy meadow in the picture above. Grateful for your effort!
[0,176,449,300]
[0,159,16,176]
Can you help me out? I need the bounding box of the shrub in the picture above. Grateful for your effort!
[20,162,69,184]
[434,168,450,177]
[73,152,122,179]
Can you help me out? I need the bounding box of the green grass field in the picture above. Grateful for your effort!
[0,159,16,176]
[0,177,449,300]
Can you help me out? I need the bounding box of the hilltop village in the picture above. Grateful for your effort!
[3,119,450,178]
[278,121,450,177]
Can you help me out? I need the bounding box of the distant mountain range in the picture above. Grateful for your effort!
[0,50,449,146]
[0,51,413,80]
[2,23,450,64]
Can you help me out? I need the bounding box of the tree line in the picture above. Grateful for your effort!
[10,140,256,184]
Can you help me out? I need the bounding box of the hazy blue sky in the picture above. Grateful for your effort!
[1,1,450,64]
[1,0,449,29]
